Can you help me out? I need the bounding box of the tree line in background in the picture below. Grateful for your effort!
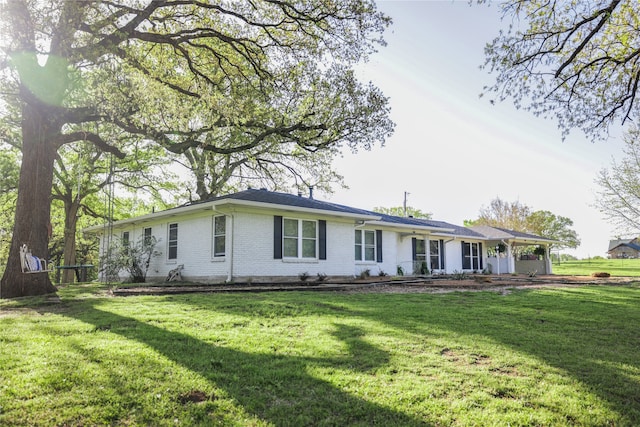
[464,198,581,253]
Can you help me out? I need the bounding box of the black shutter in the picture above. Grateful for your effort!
[412,237,417,261]
[274,216,283,259]
[376,230,383,263]
[440,239,445,270]
[319,220,327,260]
[479,242,483,269]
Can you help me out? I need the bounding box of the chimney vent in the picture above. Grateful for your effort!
[309,186,314,199]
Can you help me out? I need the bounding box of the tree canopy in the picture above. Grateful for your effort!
[595,127,640,234]
[464,198,531,232]
[0,1,393,298]
[466,197,580,250]
[373,206,432,219]
[482,0,640,139]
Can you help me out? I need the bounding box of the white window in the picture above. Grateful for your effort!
[462,241,481,270]
[213,215,226,257]
[415,239,426,262]
[355,230,376,261]
[168,223,178,260]
[283,218,317,259]
[430,240,443,270]
[143,227,152,246]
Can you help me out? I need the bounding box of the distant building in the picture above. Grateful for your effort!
[607,238,640,258]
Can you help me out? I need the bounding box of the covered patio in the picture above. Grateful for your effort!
[469,226,556,275]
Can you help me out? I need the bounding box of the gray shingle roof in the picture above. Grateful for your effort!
[608,238,639,251]
[209,188,378,217]
[205,189,482,236]
[469,225,554,243]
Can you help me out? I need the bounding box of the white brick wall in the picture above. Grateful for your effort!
[232,211,357,278]
[95,207,490,282]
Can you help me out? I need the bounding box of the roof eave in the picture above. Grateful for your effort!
[83,198,380,234]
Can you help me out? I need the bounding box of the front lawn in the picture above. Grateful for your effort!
[1,283,639,426]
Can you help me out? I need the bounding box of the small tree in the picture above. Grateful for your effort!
[101,235,159,283]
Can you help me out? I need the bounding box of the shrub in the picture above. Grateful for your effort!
[100,235,159,283]
[413,261,429,275]
[451,270,468,280]
[299,272,310,281]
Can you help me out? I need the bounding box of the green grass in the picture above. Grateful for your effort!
[2,282,640,426]
[553,257,640,276]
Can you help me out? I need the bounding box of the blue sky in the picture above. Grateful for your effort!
[328,1,627,258]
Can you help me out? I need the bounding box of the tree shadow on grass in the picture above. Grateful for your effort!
[65,303,427,426]
[349,287,640,424]
[187,288,640,423]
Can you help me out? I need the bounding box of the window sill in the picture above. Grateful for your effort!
[211,256,226,262]
[282,258,319,264]
[355,261,378,265]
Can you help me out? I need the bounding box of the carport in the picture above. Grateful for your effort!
[469,226,556,275]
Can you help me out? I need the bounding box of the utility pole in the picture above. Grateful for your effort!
[403,191,410,217]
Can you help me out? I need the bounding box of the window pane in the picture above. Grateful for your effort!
[169,224,178,241]
[214,236,225,256]
[168,245,177,259]
[284,238,298,257]
[472,243,479,256]
[430,255,440,270]
[365,247,375,261]
[302,239,316,258]
[215,216,226,234]
[364,230,375,245]
[416,239,425,255]
[302,220,316,238]
[355,245,362,260]
[284,219,298,237]
[355,230,362,244]
[168,224,178,259]
[462,243,470,257]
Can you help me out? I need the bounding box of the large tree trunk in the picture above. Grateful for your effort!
[0,104,58,298]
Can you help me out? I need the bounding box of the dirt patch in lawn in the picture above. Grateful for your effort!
[111,275,639,296]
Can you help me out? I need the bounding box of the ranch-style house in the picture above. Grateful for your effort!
[84,188,555,282]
